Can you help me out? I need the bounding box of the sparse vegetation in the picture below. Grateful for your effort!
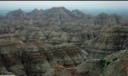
[0,5,128,76]
[112,58,117,61]
[99,59,111,68]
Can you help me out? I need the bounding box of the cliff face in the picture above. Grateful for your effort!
[84,26,128,58]
[0,35,87,76]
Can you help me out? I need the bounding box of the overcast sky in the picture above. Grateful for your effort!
[0,1,128,10]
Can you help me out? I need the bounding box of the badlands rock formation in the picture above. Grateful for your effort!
[84,26,128,58]
[76,50,128,76]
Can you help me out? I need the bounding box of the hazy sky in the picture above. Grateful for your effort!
[0,1,128,10]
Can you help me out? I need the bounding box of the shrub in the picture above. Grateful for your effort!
[99,59,106,68]
[106,61,111,65]
[112,58,117,61]
[99,59,111,68]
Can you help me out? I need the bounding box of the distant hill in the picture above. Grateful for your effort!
[0,10,31,16]
[81,9,128,19]
[0,10,9,16]
[0,7,128,18]
[4,7,91,20]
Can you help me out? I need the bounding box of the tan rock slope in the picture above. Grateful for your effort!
[0,34,87,76]
[85,26,128,58]
[76,50,128,76]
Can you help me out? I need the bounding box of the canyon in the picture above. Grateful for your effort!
[0,7,128,76]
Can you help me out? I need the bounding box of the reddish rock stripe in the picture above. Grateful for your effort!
[0,34,20,39]
[0,42,46,48]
